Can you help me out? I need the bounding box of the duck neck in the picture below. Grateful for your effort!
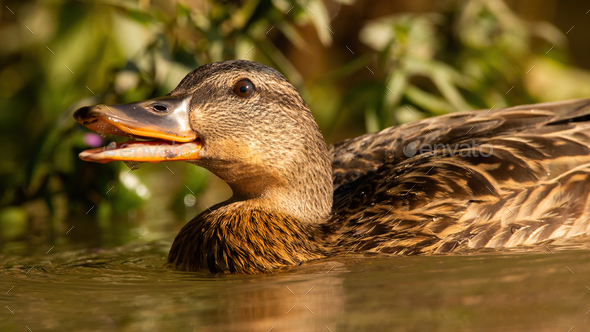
[229,160,333,224]
[196,133,334,224]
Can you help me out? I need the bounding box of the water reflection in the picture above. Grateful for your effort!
[0,243,348,331]
[192,264,346,332]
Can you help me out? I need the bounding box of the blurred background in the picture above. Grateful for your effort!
[1,0,590,256]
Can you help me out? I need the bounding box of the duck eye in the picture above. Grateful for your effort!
[152,104,168,112]
[233,79,254,98]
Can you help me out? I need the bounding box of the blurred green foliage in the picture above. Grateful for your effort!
[1,0,589,254]
[335,0,588,133]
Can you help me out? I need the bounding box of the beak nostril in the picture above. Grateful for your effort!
[74,106,92,121]
[152,104,168,112]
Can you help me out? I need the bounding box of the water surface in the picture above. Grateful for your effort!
[2,240,590,331]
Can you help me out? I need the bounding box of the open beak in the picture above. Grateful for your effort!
[73,95,202,163]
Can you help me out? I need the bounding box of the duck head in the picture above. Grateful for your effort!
[74,60,333,225]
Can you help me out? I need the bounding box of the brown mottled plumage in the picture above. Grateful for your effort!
[75,60,590,274]
[328,99,590,255]
[168,202,325,274]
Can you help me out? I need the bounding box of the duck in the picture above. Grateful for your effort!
[74,60,590,274]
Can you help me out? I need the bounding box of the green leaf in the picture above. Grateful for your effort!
[277,21,307,50]
[299,0,332,46]
[404,84,455,115]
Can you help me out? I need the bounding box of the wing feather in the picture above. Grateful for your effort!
[330,98,590,253]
